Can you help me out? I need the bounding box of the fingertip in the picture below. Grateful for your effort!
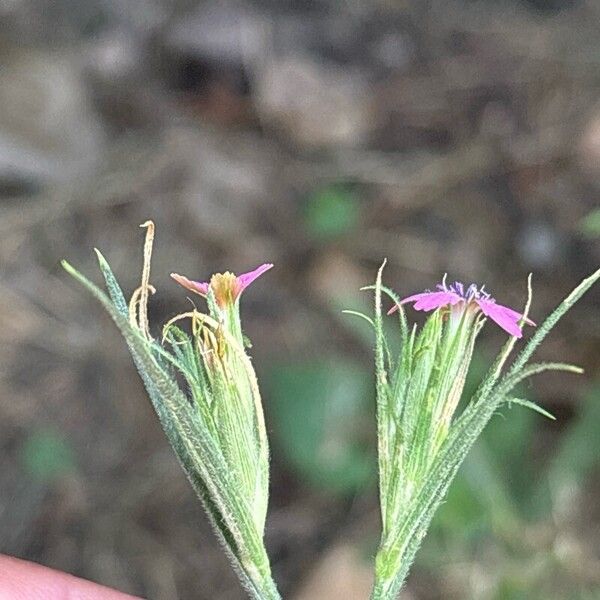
[0,555,141,600]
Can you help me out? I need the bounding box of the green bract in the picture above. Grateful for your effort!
[365,262,599,599]
[63,223,280,600]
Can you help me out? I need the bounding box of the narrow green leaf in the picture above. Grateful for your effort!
[342,309,375,328]
[374,260,391,527]
[499,362,583,396]
[507,267,600,378]
[506,397,556,420]
[361,282,408,345]
[94,249,129,316]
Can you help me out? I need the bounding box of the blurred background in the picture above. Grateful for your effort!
[0,1,599,598]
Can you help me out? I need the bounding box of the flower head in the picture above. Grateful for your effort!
[171,263,273,308]
[389,277,535,338]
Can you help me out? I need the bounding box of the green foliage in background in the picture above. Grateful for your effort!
[304,184,360,240]
[422,383,600,600]
[20,428,75,482]
[266,358,374,494]
[579,208,600,239]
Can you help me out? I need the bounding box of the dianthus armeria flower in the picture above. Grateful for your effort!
[389,277,535,338]
[62,226,283,599]
[365,262,600,600]
[170,263,273,352]
[171,263,273,308]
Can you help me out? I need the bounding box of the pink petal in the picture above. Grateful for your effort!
[237,263,273,291]
[488,303,536,326]
[476,298,532,338]
[388,291,462,315]
[170,273,210,296]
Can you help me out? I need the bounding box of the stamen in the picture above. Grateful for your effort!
[162,310,211,343]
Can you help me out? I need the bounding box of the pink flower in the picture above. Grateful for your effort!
[389,279,535,338]
[171,263,273,308]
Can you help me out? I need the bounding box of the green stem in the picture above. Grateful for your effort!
[370,543,411,600]
[246,553,281,600]
[371,563,410,600]
[254,576,281,600]
[371,578,389,600]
